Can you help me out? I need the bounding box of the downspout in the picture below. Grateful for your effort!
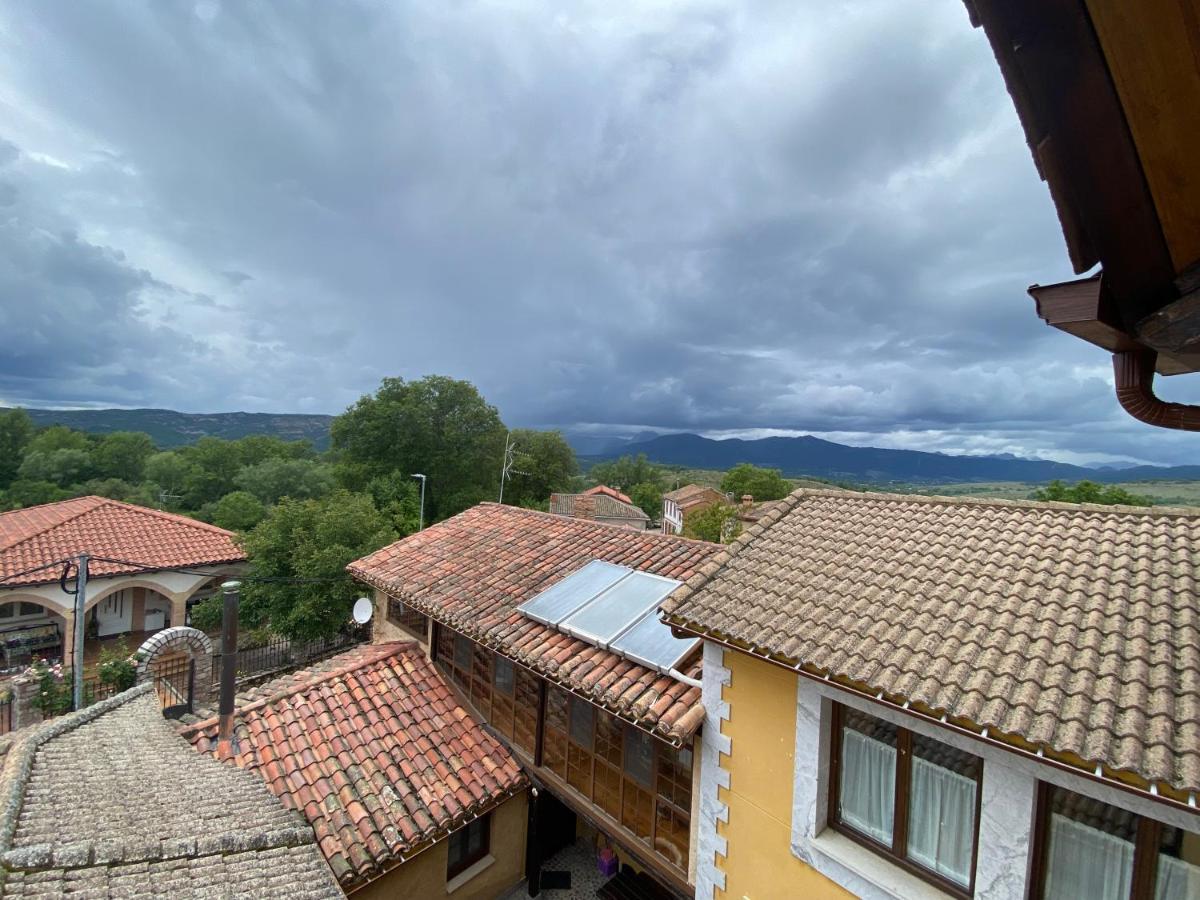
[1113,350,1200,430]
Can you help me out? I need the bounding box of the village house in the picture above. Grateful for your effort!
[661,489,1200,900]
[349,503,725,897]
[0,496,246,674]
[184,641,528,899]
[660,485,728,535]
[550,485,651,531]
[0,680,341,897]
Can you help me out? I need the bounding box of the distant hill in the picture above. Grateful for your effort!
[13,408,335,450]
[592,432,1200,484]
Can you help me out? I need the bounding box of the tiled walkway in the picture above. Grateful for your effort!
[502,842,611,899]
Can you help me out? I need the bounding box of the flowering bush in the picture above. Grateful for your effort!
[26,658,72,717]
[97,640,142,693]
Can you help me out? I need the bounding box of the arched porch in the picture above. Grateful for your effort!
[0,566,239,675]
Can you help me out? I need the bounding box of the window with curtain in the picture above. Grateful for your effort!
[831,704,982,894]
[1037,785,1200,900]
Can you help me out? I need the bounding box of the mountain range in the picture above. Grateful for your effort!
[588,432,1200,485]
[11,408,1198,484]
[12,408,335,450]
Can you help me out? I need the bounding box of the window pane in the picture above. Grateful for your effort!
[494,656,515,696]
[454,635,472,671]
[838,709,896,846]
[19,602,42,617]
[1043,787,1136,900]
[513,669,539,755]
[905,733,980,887]
[0,604,14,619]
[1155,824,1200,900]
[623,726,654,788]
[569,698,595,748]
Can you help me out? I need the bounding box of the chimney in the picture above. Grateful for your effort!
[217,580,241,757]
[741,494,754,510]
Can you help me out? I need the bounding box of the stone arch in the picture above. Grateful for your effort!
[135,626,214,706]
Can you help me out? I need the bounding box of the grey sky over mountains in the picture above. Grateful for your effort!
[1,1,1198,466]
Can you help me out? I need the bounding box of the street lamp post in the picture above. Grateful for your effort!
[411,473,426,530]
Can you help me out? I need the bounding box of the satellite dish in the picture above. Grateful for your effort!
[352,597,374,624]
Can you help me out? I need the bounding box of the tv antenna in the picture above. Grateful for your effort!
[497,431,529,503]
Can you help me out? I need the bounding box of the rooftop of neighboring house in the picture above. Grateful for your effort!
[182,641,526,891]
[549,491,650,523]
[0,683,339,898]
[348,502,724,743]
[583,484,634,504]
[662,484,726,508]
[0,496,245,588]
[662,488,1200,804]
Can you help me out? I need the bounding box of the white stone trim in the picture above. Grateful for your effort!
[695,640,731,900]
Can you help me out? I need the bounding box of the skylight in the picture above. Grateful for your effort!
[517,560,696,676]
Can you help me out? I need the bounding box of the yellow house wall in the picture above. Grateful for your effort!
[716,651,853,900]
[351,792,528,900]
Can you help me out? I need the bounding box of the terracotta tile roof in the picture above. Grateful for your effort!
[662,489,1200,798]
[0,685,339,898]
[0,496,245,587]
[663,484,725,509]
[584,485,634,505]
[348,503,724,743]
[183,642,526,890]
[549,492,651,522]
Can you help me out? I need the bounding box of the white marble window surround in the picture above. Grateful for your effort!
[789,675,1200,900]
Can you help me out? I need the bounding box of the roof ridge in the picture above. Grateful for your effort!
[0,682,154,854]
[180,642,415,736]
[661,487,809,616]
[472,501,708,544]
[793,486,1200,517]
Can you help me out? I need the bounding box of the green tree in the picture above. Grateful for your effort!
[93,431,156,482]
[234,457,335,505]
[627,481,663,520]
[365,472,422,535]
[17,448,93,487]
[3,480,71,509]
[25,425,89,455]
[239,491,396,640]
[331,375,506,520]
[77,478,158,505]
[177,437,246,506]
[0,408,34,488]
[501,429,578,508]
[1032,479,1153,506]
[683,502,742,543]
[144,451,199,503]
[720,463,791,502]
[209,491,268,531]
[589,454,665,492]
[232,435,315,466]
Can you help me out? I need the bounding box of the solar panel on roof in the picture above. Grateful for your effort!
[610,609,699,674]
[559,570,679,646]
[517,560,630,625]
[518,559,697,677]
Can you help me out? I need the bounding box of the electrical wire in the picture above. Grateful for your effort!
[0,557,77,588]
[86,555,353,584]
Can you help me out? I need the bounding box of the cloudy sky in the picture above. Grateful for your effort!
[2,1,1198,466]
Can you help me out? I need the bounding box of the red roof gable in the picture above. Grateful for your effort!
[584,484,634,505]
[0,496,245,587]
[348,503,723,743]
[183,642,525,889]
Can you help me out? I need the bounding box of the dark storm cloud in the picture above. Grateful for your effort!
[0,0,1196,464]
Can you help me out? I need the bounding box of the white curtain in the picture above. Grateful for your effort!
[840,729,895,845]
[1043,814,1135,900]
[1156,853,1200,900]
[905,755,976,886]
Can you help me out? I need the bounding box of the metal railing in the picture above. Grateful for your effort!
[209,622,372,688]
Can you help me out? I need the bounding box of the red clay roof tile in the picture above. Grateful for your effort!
[182,642,525,889]
[348,503,723,743]
[0,496,244,586]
